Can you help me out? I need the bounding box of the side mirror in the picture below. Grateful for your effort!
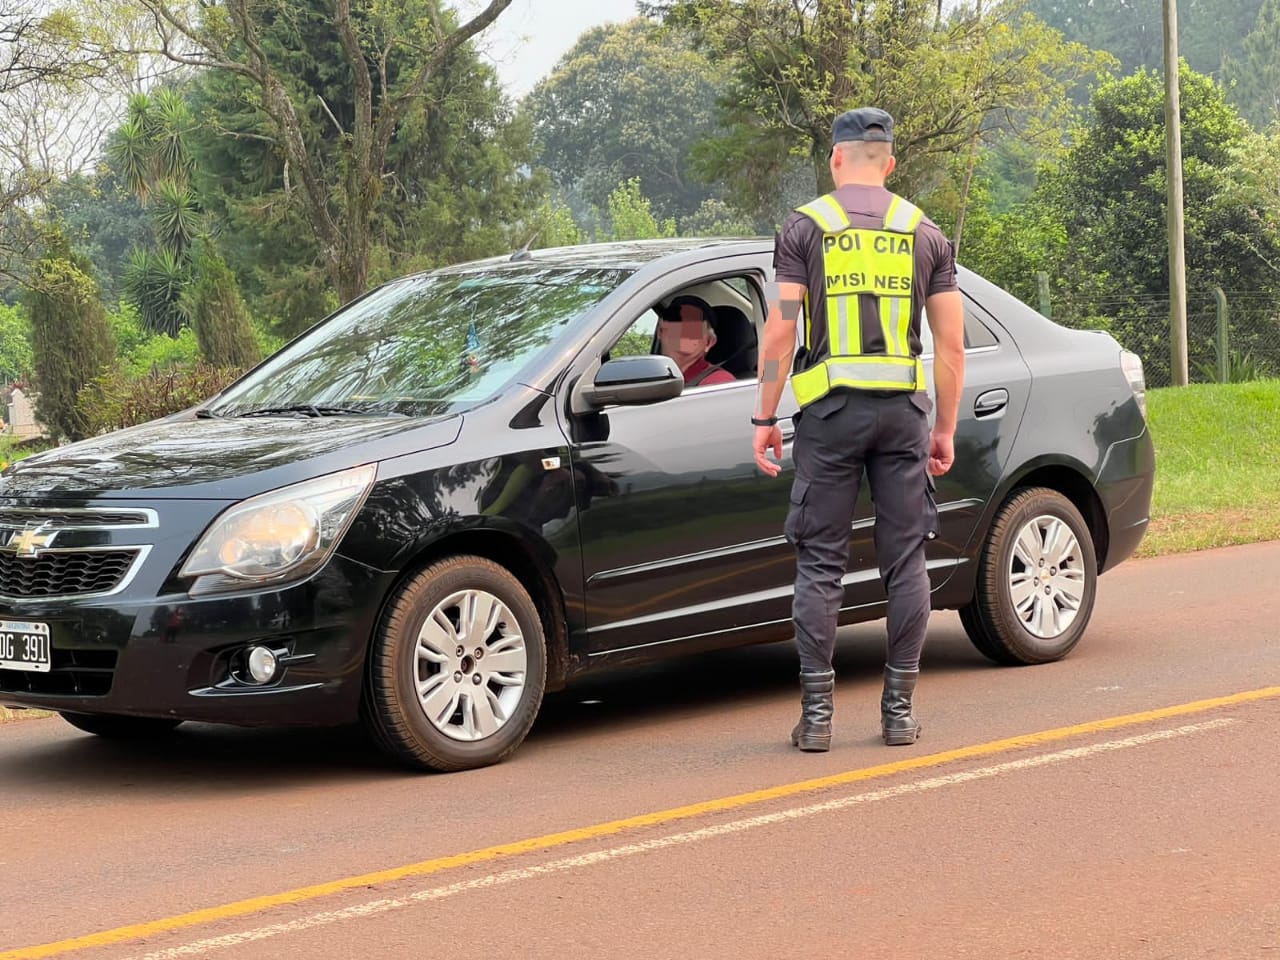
[571,355,684,414]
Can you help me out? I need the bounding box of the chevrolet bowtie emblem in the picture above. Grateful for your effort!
[7,526,56,558]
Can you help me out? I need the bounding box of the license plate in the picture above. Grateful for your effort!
[0,620,51,673]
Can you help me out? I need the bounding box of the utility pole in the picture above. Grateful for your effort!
[1163,0,1189,386]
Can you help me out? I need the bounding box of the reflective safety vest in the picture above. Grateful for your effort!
[790,192,926,407]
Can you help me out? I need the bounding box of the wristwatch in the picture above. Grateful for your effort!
[751,416,779,427]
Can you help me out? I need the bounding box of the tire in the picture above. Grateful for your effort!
[363,555,547,772]
[60,712,183,739]
[960,487,1098,665]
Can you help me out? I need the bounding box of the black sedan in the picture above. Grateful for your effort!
[0,239,1154,771]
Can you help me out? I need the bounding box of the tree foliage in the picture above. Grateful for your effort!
[24,236,116,440]
[45,172,151,303]
[1224,0,1280,130]
[604,178,678,241]
[963,62,1280,385]
[0,0,123,286]
[181,242,261,369]
[1026,0,1264,81]
[78,359,243,434]
[523,17,730,223]
[169,0,543,335]
[125,0,518,306]
[0,302,33,382]
[649,0,1104,225]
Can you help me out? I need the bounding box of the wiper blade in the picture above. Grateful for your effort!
[235,404,407,419]
[193,408,223,419]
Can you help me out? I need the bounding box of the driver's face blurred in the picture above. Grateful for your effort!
[658,304,715,370]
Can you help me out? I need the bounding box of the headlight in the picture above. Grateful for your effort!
[180,464,376,595]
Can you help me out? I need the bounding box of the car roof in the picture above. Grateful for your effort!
[425,237,775,276]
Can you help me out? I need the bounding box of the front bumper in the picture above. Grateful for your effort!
[0,550,393,728]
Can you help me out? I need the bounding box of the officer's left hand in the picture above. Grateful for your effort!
[753,424,784,477]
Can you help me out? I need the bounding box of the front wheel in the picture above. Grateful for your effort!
[363,556,547,772]
[960,487,1098,665]
[60,712,183,739]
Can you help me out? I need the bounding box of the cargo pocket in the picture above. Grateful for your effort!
[784,477,810,546]
[923,474,940,543]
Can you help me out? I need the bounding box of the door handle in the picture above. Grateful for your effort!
[973,388,1009,418]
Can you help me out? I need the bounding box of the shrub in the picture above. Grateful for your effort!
[78,361,245,435]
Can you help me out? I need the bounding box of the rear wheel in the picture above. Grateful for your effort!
[60,712,183,739]
[960,487,1097,665]
[363,555,547,772]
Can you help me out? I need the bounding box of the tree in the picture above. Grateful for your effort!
[125,0,515,305]
[1033,63,1280,384]
[45,171,151,303]
[0,1,113,284]
[111,90,204,336]
[1,0,173,288]
[181,242,261,369]
[603,178,678,240]
[523,18,731,224]
[0,302,33,382]
[1224,0,1280,130]
[650,0,1103,227]
[25,235,116,440]
[1026,0,1263,81]
[171,0,543,336]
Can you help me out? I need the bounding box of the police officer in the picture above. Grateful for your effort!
[751,107,966,751]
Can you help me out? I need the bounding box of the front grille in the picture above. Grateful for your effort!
[0,550,139,599]
[0,648,117,696]
[0,509,151,528]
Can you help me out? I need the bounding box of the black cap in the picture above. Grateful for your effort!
[831,107,895,146]
[662,294,715,324]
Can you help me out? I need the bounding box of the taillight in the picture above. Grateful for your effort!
[1121,350,1147,420]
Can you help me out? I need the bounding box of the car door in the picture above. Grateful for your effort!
[565,260,800,658]
[839,293,1033,600]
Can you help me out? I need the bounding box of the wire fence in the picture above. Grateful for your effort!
[1042,287,1280,389]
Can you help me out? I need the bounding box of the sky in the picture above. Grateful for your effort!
[465,0,644,98]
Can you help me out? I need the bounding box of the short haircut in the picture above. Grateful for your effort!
[835,140,893,165]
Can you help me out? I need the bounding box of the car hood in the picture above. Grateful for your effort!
[0,413,463,501]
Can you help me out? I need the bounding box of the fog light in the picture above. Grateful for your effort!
[246,646,279,684]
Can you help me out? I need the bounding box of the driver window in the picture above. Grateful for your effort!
[608,277,761,389]
[611,308,661,359]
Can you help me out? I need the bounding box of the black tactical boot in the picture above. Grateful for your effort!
[790,670,834,752]
[880,666,921,746]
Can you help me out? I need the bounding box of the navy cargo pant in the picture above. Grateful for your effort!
[784,390,939,674]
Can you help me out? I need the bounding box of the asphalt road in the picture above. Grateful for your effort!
[2,541,1277,960]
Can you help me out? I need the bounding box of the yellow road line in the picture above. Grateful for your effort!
[5,684,1278,960]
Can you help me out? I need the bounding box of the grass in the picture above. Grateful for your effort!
[1136,378,1280,557]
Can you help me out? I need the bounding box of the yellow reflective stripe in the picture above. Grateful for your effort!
[791,364,830,407]
[894,296,911,354]
[879,296,897,356]
[884,196,923,233]
[877,296,910,355]
[830,293,860,358]
[796,194,851,233]
[832,294,846,356]
[791,356,925,407]
[817,194,850,231]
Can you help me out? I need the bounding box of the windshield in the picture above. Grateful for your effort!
[209,266,630,418]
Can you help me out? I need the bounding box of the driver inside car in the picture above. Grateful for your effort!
[656,295,736,387]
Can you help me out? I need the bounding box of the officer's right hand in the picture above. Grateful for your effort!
[753,424,784,477]
[928,428,955,476]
